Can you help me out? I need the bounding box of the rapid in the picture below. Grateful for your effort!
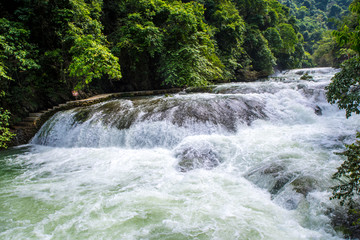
[0,67,358,239]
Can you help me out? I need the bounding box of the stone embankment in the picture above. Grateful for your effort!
[10,88,183,146]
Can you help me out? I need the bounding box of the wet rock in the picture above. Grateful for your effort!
[245,162,295,196]
[67,93,268,134]
[270,174,295,195]
[314,105,322,116]
[185,85,216,93]
[174,142,223,172]
[300,73,314,80]
[73,109,92,123]
[9,127,38,147]
[284,199,298,210]
[291,176,317,196]
[135,96,268,132]
[245,163,318,198]
[329,206,360,239]
[262,163,285,175]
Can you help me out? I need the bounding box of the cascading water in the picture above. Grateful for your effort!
[0,67,358,239]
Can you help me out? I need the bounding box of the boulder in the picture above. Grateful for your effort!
[174,142,223,172]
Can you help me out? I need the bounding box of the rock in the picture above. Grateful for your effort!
[9,127,38,147]
[245,162,318,197]
[329,206,360,239]
[185,85,216,93]
[284,199,298,210]
[245,162,295,196]
[314,105,322,116]
[300,73,314,81]
[270,174,295,195]
[174,142,223,172]
[7,88,184,147]
[73,109,92,123]
[291,176,317,196]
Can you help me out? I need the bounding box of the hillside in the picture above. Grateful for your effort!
[279,0,352,58]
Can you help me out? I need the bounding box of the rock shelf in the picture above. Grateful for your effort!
[9,88,183,146]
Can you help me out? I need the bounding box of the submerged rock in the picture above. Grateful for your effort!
[300,73,314,80]
[61,91,268,134]
[314,105,322,116]
[245,162,318,198]
[73,109,92,123]
[245,162,295,195]
[291,176,317,196]
[329,206,360,239]
[174,142,223,172]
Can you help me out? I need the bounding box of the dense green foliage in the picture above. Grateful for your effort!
[0,0,122,148]
[279,0,352,56]
[0,107,14,149]
[0,91,15,149]
[331,132,360,207]
[327,0,360,117]
[331,132,360,237]
[0,0,122,113]
[327,56,360,118]
[67,0,122,90]
[109,0,223,87]
[312,31,344,66]
[327,0,360,233]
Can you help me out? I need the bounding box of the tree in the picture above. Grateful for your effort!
[312,31,344,67]
[0,91,15,149]
[331,132,360,207]
[326,55,360,118]
[0,107,15,149]
[264,27,283,51]
[233,0,268,29]
[158,1,224,86]
[243,28,275,74]
[278,23,298,54]
[278,0,352,59]
[0,18,39,90]
[327,0,360,232]
[111,0,223,88]
[65,0,122,90]
[202,0,247,81]
[0,17,39,140]
[327,0,360,117]
[332,1,360,55]
[329,4,342,18]
[68,33,122,90]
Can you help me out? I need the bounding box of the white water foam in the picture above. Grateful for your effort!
[0,68,357,239]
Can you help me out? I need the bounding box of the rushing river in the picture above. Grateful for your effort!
[0,68,359,239]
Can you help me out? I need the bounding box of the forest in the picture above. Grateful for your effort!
[0,0,352,128]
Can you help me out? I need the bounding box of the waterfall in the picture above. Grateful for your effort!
[1,67,358,239]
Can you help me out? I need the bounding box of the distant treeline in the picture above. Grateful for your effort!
[279,0,352,65]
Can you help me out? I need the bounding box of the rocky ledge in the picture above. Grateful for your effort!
[9,88,183,147]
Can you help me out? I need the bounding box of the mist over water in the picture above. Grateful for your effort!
[1,68,359,239]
